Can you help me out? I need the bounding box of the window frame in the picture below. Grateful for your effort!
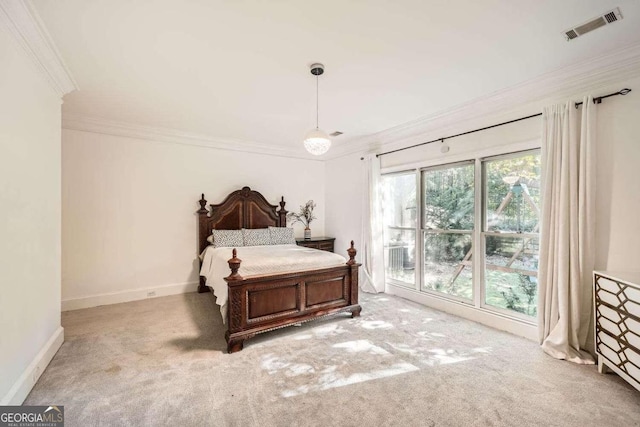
[381,169,420,289]
[420,160,476,303]
[479,149,541,321]
[381,148,541,325]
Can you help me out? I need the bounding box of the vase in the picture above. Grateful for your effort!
[304,227,311,240]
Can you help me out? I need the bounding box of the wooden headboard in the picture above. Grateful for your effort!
[197,186,288,254]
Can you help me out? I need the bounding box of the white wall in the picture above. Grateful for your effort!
[379,113,541,170]
[0,28,63,403]
[594,84,640,271]
[325,153,366,259]
[325,75,640,338]
[61,130,325,309]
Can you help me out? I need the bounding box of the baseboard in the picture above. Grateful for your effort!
[386,284,538,341]
[62,281,199,311]
[1,326,64,405]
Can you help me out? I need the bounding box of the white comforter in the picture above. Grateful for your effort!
[199,244,347,322]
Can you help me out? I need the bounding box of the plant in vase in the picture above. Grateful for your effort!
[287,200,316,240]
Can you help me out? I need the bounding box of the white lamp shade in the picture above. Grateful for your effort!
[303,128,331,155]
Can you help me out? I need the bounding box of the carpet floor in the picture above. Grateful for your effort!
[26,292,640,426]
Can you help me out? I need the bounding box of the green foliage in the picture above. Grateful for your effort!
[384,153,541,316]
[486,154,540,233]
[499,276,538,316]
[422,154,541,315]
[501,287,523,313]
[518,275,538,316]
[488,271,538,317]
[424,164,474,230]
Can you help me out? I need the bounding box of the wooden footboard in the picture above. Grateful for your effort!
[195,189,361,352]
[223,241,362,353]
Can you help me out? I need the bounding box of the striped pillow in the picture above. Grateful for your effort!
[269,226,296,245]
[242,228,272,246]
[212,229,243,248]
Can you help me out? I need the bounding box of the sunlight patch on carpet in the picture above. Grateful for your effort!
[360,320,393,330]
[281,362,419,397]
[260,339,420,398]
[292,333,313,340]
[333,339,390,355]
[311,322,348,337]
[261,355,316,376]
[416,331,446,340]
[423,348,474,365]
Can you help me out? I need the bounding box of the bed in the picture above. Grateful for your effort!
[197,186,361,353]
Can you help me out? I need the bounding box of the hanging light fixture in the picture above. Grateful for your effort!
[304,63,331,155]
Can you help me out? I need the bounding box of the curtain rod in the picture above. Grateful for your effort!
[574,88,631,108]
[367,87,632,159]
[373,113,541,158]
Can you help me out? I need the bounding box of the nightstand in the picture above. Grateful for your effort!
[295,237,335,253]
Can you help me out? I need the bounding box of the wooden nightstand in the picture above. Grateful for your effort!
[295,237,335,253]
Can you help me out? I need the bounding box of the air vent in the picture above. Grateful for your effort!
[565,29,578,40]
[604,11,619,23]
[564,7,623,41]
[574,17,606,35]
[329,131,343,137]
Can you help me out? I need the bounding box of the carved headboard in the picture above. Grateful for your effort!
[197,186,288,254]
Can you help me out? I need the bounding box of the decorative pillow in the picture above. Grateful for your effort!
[212,229,243,248]
[242,228,271,246]
[269,226,296,245]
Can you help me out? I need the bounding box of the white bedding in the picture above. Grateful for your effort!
[199,244,347,322]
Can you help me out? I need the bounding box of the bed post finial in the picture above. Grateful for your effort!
[277,196,288,226]
[347,240,357,265]
[198,194,208,215]
[226,248,243,281]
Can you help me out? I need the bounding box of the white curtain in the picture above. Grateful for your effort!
[538,96,596,364]
[360,154,386,293]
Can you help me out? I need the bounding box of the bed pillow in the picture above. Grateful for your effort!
[212,229,243,248]
[269,226,296,245]
[207,234,214,244]
[242,228,272,246]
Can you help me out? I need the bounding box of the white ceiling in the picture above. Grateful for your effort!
[31,0,640,156]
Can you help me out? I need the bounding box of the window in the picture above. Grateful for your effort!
[482,152,541,317]
[381,172,416,286]
[382,149,541,320]
[422,162,474,300]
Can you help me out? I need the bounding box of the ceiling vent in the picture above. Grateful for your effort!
[329,131,343,137]
[564,7,623,41]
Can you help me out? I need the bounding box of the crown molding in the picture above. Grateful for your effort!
[51,33,640,161]
[62,114,320,161]
[325,42,640,160]
[0,0,77,97]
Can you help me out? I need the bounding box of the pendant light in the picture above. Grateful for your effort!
[304,63,331,155]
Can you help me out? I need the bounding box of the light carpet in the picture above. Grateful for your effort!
[26,292,640,426]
